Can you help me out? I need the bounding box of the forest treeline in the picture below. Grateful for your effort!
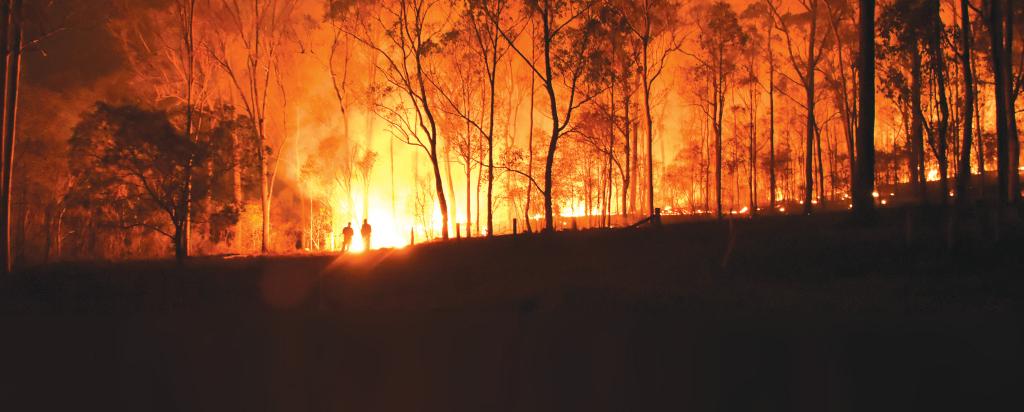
[4,0,1024,264]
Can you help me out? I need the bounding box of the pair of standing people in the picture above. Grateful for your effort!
[342,219,371,253]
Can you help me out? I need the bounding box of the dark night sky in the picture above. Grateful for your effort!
[20,0,170,143]
[23,0,177,92]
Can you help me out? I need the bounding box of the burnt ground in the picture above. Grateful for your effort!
[1,207,1023,411]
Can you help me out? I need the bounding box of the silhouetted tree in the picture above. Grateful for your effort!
[66,104,245,259]
[879,0,939,204]
[986,0,1020,205]
[345,0,457,239]
[851,0,874,217]
[924,1,951,205]
[772,0,833,214]
[742,0,781,210]
[688,1,747,219]
[0,0,23,272]
[956,0,974,208]
[617,0,682,217]
[490,0,601,231]
[821,0,857,201]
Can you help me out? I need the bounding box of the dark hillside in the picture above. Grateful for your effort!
[2,208,1022,411]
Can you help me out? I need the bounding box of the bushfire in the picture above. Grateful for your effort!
[0,0,1018,264]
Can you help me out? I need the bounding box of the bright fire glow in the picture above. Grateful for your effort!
[559,204,600,218]
[322,192,413,254]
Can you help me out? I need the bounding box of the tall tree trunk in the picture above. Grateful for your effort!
[958,0,974,208]
[523,19,535,233]
[465,117,472,236]
[804,81,816,214]
[1005,0,1020,203]
[431,149,450,240]
[1,0,21,273]
[989,0,1012,205]
[803,8,817,215]
[486,54,496,236]
[934,35,951,206]
[927,0,951,206]
[259,131,270,253]
[541,19,559,232]
[853,0,875,217]
[748,77,757,216]
[180,0,196,261]
[0,0,8,269]
[444,143,457,234]
[974,48,985,198]
[816,125,825,202]
[715,70,724,220]
[768,36,776,210]
[622,81,631,218]
[911,46,927,202]
[525,77,534,233]
[626,113,634,215]
[542,103,558,232]
[606,87,615,226]
[476,145,482,234]
[643,30,655,217]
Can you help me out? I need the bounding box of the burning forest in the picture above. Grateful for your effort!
[4,1,1024,410]
[0,0,1019,263]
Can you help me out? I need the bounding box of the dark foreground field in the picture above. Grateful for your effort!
[2,208,1023,411]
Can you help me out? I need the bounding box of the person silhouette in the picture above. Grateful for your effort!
[360,219,372,251]
[341,222,354,253]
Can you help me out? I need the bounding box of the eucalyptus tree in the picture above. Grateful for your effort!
[771,0,835,214]
[985,0,1021,205]
[955,0,974,208]
[0,0,23,271]
[66,104,249,260]
[488,0,603,231]
[432,0,511,236]
[686,1,747,219]
[616,0,682,217]
[344,0,457,239]
[741,0,781,210]
[878,0,935,203]
[207,0,299,252]
[821,0,858,201]
[851,0,875,218]
[110,0,215,257]
[738,16,763,216]
[923,0,951,205]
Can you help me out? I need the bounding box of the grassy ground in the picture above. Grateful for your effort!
[1,207,1022,411]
